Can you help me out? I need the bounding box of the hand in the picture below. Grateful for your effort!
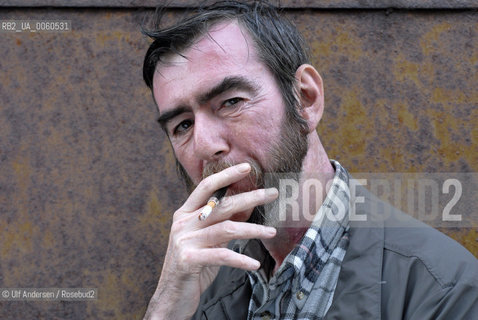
[144,163,278,320]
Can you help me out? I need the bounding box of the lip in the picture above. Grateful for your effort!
[199,157,263,193]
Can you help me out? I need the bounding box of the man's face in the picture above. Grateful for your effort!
[152,21,307,224]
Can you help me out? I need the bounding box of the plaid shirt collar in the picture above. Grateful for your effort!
[234,160,351,318]
[239,160,350,282]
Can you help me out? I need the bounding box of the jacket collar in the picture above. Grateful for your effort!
[324,185,385,319]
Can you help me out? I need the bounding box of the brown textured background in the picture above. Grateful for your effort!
[0,1,477,319]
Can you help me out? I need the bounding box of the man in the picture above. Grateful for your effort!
[142,1,478,319]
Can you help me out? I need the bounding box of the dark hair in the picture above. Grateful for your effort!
[142,0,310,127]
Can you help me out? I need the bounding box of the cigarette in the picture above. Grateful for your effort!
[199,186,228,221]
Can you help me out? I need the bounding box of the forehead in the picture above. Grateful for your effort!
[152,21,266,108]
[165,21,255,68]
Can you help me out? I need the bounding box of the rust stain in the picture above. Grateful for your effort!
[97,272,122,314]
[441,228,478,259]
[139,187,170,229]
[431,88,468,105]
[41,229,55,248]
[396,102,418,131]
[461,229,478,255]
[420,22,452,56]
[310,40,331,59]
[118,267,146,318]
[337,88,368,155]
[2,231,15,256]
[335,30,363,61]
[395,59,420,86]
[471,51,478,76]
[472,109,478,143]
[469,108,478,166]
[429,109,471,164]
[393,54,434,88]
[95,31,128,47]
[2,221,35,255]
[12,157,31,193]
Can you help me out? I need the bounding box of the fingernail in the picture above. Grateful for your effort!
[251,260,261,269]
[265,227,276,235]
[237,163,250,173]
[265,188,278,197]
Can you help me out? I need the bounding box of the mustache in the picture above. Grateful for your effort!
[202,158,264,190]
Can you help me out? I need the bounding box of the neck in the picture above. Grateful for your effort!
[261,132,335,273]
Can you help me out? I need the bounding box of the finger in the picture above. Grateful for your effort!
[182,163,251,212]
[194,220,277,247]
[191,247,261,270]
[202,187,278,225]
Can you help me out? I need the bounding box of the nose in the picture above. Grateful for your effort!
[192,112,229,161]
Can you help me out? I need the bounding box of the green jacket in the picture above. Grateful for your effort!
[192,188,478,319]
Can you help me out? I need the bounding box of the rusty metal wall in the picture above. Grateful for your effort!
[0,3,476,319]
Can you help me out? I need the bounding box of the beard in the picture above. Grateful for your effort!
[176,110,309,227]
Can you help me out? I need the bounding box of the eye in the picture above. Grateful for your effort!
[173,119,193,135]
[223,97,243,108]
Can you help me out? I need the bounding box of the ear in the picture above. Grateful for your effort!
[295,64,324,133]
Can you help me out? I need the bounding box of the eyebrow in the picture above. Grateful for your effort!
[157,76,260,130]
[157,106,189,131]
[197,75,259,105]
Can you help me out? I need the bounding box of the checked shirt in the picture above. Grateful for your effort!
[240,160,351,320]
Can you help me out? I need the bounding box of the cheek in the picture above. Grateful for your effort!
[232,110,283,160]
[174,146,203,183]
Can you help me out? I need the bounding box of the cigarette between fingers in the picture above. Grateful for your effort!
[198,186,228,221]
[198,197,219,221]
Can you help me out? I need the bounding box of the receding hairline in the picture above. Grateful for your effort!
[153,19,257,78]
